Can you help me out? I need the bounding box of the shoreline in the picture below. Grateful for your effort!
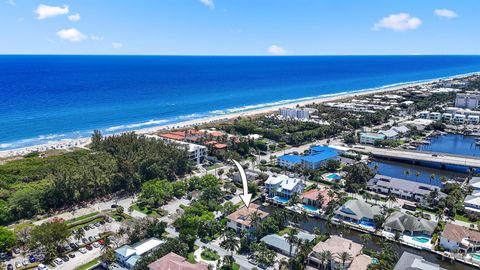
[0,73,475,159]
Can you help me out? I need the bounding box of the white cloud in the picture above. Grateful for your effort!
[434,9,458,19]
[373,13,422,32]
[112,42,123,49]
[56,28,86,42]
[199,0,214,9]
[91,35,104,41]
[267,45,287,55]
[5,0,15,6]
[68,13,80,21]
[35,4,69,20]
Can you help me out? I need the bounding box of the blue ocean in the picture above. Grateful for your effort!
[1,55,480,150]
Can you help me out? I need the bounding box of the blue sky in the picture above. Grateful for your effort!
[0,0,478,55]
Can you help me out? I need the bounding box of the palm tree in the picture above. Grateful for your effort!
[439,176,448,184]
[337,251,352,269]
[220,230,240,267]
[249,211,262,228]
[372,163,379,175]
[316,193,324,209]
[362,192,372,204]
[429,174,436,186]
[74,229,85,243]
[288,192,300,207]
[318,250,332,270]
[286,228,299,257]
[404,169,411,179]
[360,233,372,247]
[387,193,397,208]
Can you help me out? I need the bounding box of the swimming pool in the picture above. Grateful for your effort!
[271,196,289,204]
[326,173,342,180]
[471,253,480,261]
[301,204,318,212]
[412,236,430,243]
[358,220,376,228]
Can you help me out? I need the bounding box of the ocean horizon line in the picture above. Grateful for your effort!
[1,70,478,152]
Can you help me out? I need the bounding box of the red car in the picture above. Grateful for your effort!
[85,245,93,251]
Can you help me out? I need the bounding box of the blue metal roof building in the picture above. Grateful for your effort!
[277,146,340,170]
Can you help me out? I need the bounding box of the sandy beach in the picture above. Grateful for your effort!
[0,75,462,159]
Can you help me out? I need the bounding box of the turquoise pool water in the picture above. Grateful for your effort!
[358,220,376,228]
[272,196,289,204]
[326,173,342,180]
[471,253,480,261]
[371,258,379,264]
[412,236,430,243]
[301,204,318,212]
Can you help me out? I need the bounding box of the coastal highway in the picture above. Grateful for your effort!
[352,145,480,168]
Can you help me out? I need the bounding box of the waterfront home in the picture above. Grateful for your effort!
[465,177,480,215]
[442,113,453,122]
[308,235,369,270]
[429,112,442,121]
[115,238,164,269]
[264,174,305,200]
[367,174,444,203]
[261,231,315,256]
[419,111,430,119]
[391,125,409,135]
[359,132,386,145]
[226,204,269,237]
[453,114,466,124]
[277,145,340,170]
[383,212,437,237]
[439,223,480,253]
[393,252,446,270]
[300,188,334,209]
[468,115,480,124]
[334,199,381,229]
[147,252,208,270]
[379,129,399,140]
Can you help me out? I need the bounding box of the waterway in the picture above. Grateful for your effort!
[368,159,467,187]
[418,134,480,157]
[261,205,475,270]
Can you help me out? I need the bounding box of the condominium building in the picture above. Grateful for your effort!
[359,133,386,145]
[455,92,480,109]
[279,107,316,119]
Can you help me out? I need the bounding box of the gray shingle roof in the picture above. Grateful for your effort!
[384,212,437,235]
[393,252,445,270]
[334,199,382,220]
[367,174,445,197]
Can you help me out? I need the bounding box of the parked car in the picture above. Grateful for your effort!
[37,264,48,270]
[93,242,100,248]
[7,264,13,270]
[82,238,88,244]
[69,243,78,250]
[79,248,87,254]
[54,258,63,265]
[86,244,93,251]
[14,261,22,269]
[61,256,70,262]
[88,236,95,242]
[94,222,101,227]
[111,204,118,208]
[22,258,29,266]
[13,248,20,254]
[84,226,90,231]
[68,253,76,259]
[28,255,36,263]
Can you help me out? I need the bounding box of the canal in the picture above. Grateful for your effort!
[261,205,476,270]
[418,134,480,157]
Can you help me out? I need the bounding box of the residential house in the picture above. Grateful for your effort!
[226,204,269,237]
[264,174,305,199]
[468,115,480,124]
[442,113,453,122]
[146,135,207,165]
[419,111,430,119]
[453,114,466,124]
[391,126,409,135]
[383,212,437,237]
[308,235,369,270]
[367,174,444,203]
[429,112,441,121]
[379,129,399,140]
[147,252,208,270]
[393,252,446,270]
[261,231,315,256]
[300,188,335,209]
[115,238,164,269]
[334,199,381,228]
[232,169,262,184]
[359,133,386,145]
[439,223,480,253]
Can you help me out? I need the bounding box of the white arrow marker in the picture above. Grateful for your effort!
[232,159,252,208]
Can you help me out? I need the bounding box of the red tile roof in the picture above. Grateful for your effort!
[300,188,334,208]
[160,133,185,141]
[209,131,224,137]
[148,252,208,270]
[213,143,228,149]
[442,223,480,244]
[204,140,218,145]
[226,204,269,227]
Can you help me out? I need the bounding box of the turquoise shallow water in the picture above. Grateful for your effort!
[1,55,480,149]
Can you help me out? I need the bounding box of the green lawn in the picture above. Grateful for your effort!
[277,227,293,236]
[75,257,100,270]
[201,249,220,261]
[131,204,160,218]
[69,217,104,231]
[66,212,99,224]
[207,163,223,171]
